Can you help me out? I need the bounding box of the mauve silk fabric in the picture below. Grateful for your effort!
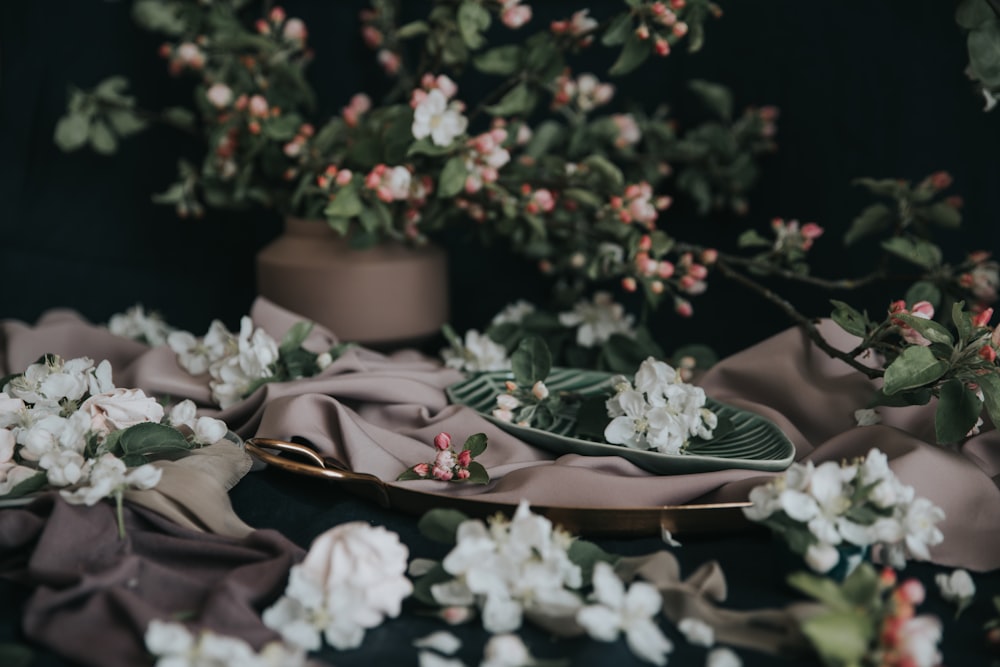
[3,299,999,572]
[2,298,1000,664]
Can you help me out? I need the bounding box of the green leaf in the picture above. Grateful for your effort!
[106,109,148,136]
[799,610,873,666]
[418,508,469,544]
[601,13,633,47]
[881,346,949,395]
[839,562,879,607]
[830,300,868,338]
[324,183,363,218]
[457,1,491,50]
[114,422,193,460]
[54,113,91,151]
[581,155,624,189]
[844,203,893,246]
[396,20,429,39]
[688,79,733,122]
[0,471,48,499]
[953,301,973,344]
[786,571,852,611]
[463,461,490,484]
[131,0,186,35]
[326,216,351,236]
[609,32,650,77]
[437,156,468,198]
[918,201,962,228]
[474,45,522,75]
[905,281,942,310]
[893,313,954,345]
[412,562,451,606]
[853,177,906,198]
[563,188,604,209]
[935,379,983,444]
[407,138,456,157]
[279,321,314,354]
[396,467,427,481]
[462,432,488,457]
[881,237,942,270]
[869,387,933,408]
[485,83,538,117]
[511,336,552,385]
[568,539,618,586]
[88,120,117,154]
[975,371,1000,427]
[94,75,130,100]
[599,334,652,374]
[161,107,196,131]
[957,0,996,29]
[968,23,1000,88]
[737,229,771,249]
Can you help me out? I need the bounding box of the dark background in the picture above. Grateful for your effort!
[3,0,999,358]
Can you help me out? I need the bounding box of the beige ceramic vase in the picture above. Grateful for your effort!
[255,217,449,346]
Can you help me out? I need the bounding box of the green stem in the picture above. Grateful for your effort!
[115,490,126,540]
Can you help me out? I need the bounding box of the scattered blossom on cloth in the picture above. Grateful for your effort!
[441,329,511,373]
[0,355,226,510]
[263,522,412,650]
[743,448,946,572]
[935,568,975,616]
[576,561,673,665]
[429,500,584,634]
[107,304,175,345]
[169,316,280,408]
[145,619,306,667]
[706,647,742,667]
[604,357,718,455]
[558,291,636,348]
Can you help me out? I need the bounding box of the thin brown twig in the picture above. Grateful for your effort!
[714,259,884,379]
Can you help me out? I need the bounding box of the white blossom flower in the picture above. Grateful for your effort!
[576,561,673,665]
[804,542,840,574]
[145,619,306,667]
[896,615,942,667]
[414,631,463,655]
[854,408,882,426]
[412,88,468,147]
[432,500,583,634]
[80,388,165,434]
[490,301,536,326]
[60,454,161,506]
[706,647,742,667]
[558,292,636,347]
[207,317,279,408]
[678,617,714,647]
[168,319,236,376]
[38,449,86,487]
[442,330,511,373]
[481,634,534,667]
[264,522,412,651]
[935,569,975,615]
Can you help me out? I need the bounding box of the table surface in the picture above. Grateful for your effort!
[3,464,999,667]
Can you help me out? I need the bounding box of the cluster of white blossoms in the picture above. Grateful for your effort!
[263,522,413,651]
[168,316,281,409]
[107,304,175,346]
[743,448,946,573]
[427,500,584,634]
[0,355,226,505]
[558,291,636,348]
[604,357,718,455]
[145,619,306,667]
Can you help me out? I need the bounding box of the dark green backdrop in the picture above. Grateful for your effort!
[3,0,998,358]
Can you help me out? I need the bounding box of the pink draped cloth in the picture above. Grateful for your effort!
[3,299,999,572]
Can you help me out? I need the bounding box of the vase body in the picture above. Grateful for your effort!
[256,217,449,346]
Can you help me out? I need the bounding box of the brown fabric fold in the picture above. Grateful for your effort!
[615,551,814,657]
[1,494,302,667]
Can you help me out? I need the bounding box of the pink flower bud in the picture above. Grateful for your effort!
[911,301,935,320]
[434,432,452,451]
[432,465,453,481]
[701,248,718,264]
[283,18,308,43]
[800,222,824,240]
[248,95,269,117]
[439,606,475,625]
[654,37,670,56]
[675,299,693,317]
[672,22,689,37]
[457,449,472,467]
[622,276,638,292]
[979,345,996,363]
[531,381,549,400]
[898,578,925,605]
[413,463,430,477]
[335,169,353,186]
[456,468,471,480]
[269,6,286,23]
[973,308,994,328]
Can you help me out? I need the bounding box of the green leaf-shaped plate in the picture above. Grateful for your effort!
[446,368,794,475]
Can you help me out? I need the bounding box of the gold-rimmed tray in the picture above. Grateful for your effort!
[245,438,759,538]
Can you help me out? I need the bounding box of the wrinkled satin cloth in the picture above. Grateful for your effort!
[3,299,1000,575]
